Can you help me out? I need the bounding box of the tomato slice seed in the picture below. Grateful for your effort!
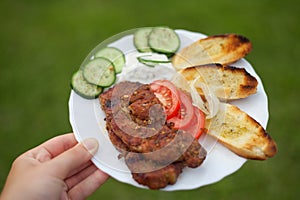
[150,80,180,119]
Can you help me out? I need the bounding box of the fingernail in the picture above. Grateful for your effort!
[82,138,99,155]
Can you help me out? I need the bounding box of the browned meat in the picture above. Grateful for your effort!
[99,81,206,189]
[132,163,184,190]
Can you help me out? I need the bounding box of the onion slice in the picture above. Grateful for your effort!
[171,73,220,119]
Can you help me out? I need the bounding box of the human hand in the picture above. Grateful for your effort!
[0,133,109,200]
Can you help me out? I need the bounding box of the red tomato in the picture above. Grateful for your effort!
[168,90,195,129]
[184,106,206,139]
[150,80,180,119]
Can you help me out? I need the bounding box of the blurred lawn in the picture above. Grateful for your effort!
[0,0,299,199]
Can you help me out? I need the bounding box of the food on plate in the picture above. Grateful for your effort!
[94,47,125,74]
[172,34,252,69]
[148,27,180,56]
[178,63,258,100]
[170,64,277,160]
[99,81,206,189]
[137,55,171,67]
[82,57,116,87]
[71,70,103,99]
[173,63,276,160]
[70,28,278,190]
[133,27,153,52]
[150,80,206,139]
[134,27,180,57]
[131,163,185,190]
[150,80,181,119]
[70,46,125,98]
[206,103,277,160]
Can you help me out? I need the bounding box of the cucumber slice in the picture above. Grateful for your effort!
[95,47,125,74]
[133,27,153,53]
[137,55,171,67]
[83,57,116,87]
[71,70,103,99]
[148,27,180,55]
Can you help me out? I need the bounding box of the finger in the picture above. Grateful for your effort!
[25,133,78,160]
[67,161,93,178]
[68,169,109,200]
[65,164,98,189]
[47,138,99,179]
[39,133,78,157]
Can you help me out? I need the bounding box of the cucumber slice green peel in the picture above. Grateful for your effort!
[71,70,103,99]
[137,55,171,67]
[83,57,116,87]
[95,47,125,74]
[148,27,180,56]
[133,27,153,53]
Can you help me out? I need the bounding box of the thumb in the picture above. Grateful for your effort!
[47,138,99,179]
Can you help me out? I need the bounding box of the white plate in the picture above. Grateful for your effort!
[68,29,269,191]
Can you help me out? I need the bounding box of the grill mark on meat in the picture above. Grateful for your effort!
[99,81,207,189]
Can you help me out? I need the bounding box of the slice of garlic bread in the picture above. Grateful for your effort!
[179,64,258,100]
[206,103,277,160]
[172,34,252,70]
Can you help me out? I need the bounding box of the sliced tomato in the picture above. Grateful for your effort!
[184,106,206,139]
[150,80,180,119]
[168,90,195,129]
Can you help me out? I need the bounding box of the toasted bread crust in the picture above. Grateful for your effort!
[179,64,258,100]
[206,103,277,160]
[172,34,252,69]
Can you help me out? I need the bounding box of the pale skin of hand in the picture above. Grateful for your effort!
[0,133,109,200]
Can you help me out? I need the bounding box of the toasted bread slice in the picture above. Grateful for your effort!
[179,64,258,100]
[172,34,252,69]
[206,103,277,160]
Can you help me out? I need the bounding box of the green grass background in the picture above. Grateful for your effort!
[0,0,299,199]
